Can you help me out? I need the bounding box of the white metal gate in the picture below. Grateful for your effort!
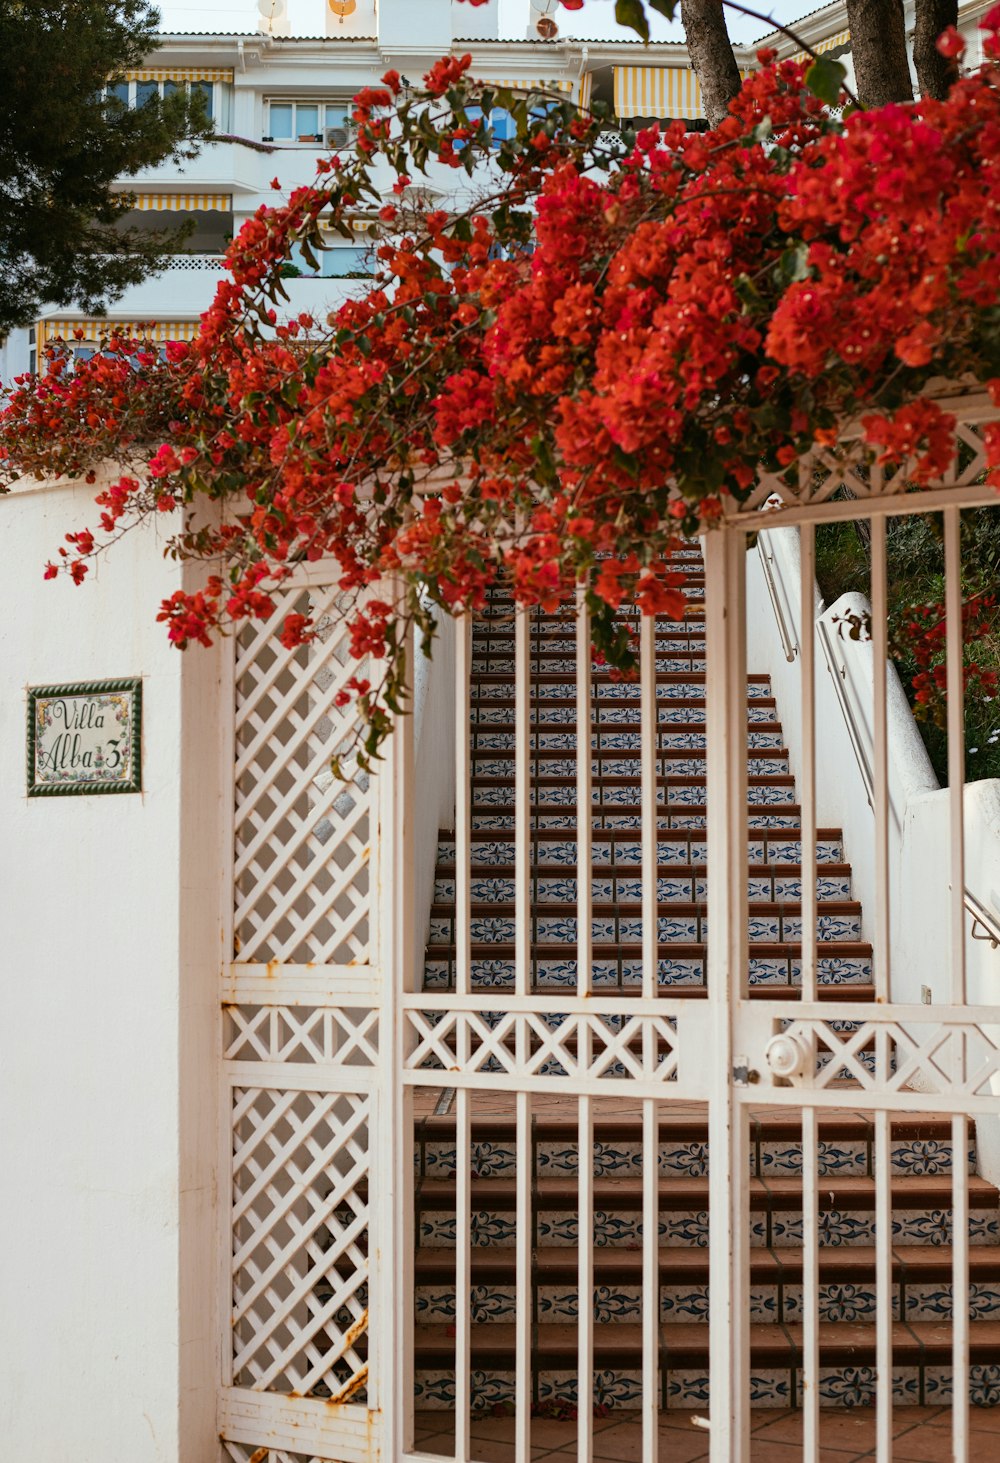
[217,388,1000,1462]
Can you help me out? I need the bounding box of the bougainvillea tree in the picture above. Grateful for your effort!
[1,12,999,770]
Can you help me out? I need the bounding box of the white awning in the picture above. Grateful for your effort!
[38,320,201,345]
[124,193,233,212]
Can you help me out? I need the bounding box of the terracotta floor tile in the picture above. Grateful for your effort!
[751,1409,877,1451]
[969,1405,1000,1432]
[749,1443,866,1463]
[891,1422,1000,1462]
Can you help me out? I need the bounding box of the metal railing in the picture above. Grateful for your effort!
[757,533,798,662]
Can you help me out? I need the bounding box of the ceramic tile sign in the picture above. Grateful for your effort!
[27,678,142,796]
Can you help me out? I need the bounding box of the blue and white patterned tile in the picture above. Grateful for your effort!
[891,1139,975,1175]
[897,1210,999,1246]
[815,956,872,983]
[661,1285,710,1321]
[747,916,782,941]
[904,1282,1000,1320]
[658,958,705,986]
[412,1371,459,1409]
[663,1371,713,1407]
[746,1372,794,1408]
[758,1140,867,1176]
[748,813,801,829]
[748,785,796,806]
[660,1141,710,1176]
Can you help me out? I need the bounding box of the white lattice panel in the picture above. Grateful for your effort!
[230,1085,371,1402]
[775,1010,1000,1101]
[739,389,997,512]
[404,1005,684,1087]
[225,1005,379,1066]
[233,582,372,966]
[223,1446,337,1463]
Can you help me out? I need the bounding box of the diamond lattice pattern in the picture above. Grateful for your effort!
[231,1086,370,1400]
[233,585,371,965]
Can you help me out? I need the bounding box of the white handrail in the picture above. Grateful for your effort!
[757,535,798,663]
[966,887,1000,949]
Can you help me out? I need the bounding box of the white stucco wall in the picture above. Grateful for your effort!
[0,476,220,1461]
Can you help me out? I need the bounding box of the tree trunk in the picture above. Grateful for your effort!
[845,0,914,106]
[913,0,960,99]
[681,0,742,127]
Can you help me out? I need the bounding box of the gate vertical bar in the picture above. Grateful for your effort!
[384,616,416,1460]
[455,614,473,1463]
[514,604,532,1463]
[704,526,751,1462]
[576,586,594,1463]
[639,613,659,1458]
[945,507,969,1461]
[798,522,819,1460]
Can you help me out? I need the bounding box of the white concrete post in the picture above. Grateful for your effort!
[0,475,221,1461]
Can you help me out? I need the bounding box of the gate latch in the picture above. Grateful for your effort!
[732,1057,760,1086]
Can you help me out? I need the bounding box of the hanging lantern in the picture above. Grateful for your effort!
[329,0,357,19]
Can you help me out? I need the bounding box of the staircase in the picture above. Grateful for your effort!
[412,554,1000,1416]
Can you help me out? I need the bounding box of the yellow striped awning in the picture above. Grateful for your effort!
[614,65,704,119]
[479,76,574,94]
[791,29,851,63]
[613,65,753,119]
[124,192,233,211]
[38,320,201,345]
[124,67,233,82]
[579,72,594,110]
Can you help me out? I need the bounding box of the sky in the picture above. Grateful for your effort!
[155,0,823,46]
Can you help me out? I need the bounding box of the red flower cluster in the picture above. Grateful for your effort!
[2,12,1000,769]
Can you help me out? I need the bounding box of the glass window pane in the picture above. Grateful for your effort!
[136,81,159,107]
[325,103,349,129]
[269,103,293,138]
[108,81,130,107]
[190,81,213,116]
[163,79,180,99]
[323,244,371,277]
[296,104,319,137]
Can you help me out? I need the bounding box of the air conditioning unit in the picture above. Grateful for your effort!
[325,125,352,149]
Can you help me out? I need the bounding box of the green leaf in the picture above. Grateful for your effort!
[804,55,846,108]
[776,242,810,287]
[647,0,678,18]
[614,0,649,43]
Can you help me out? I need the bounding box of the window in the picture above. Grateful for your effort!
[462,106,516,148]
[264,99,353,145]
[288,238,374,278]
[106,78,215,120]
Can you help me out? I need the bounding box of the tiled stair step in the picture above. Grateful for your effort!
[422,943,873,991]
[472,634,706,653]
[433,865,854,904]
[471,806,809,831]
[445,829,847,865]
[471,653,709,673]
[474,701,777,725]
[472,672,756,692]
[414,1174,1000,1248]
[426,900,864,944]
[414,1113,974,1179]
[470,748,789,775]
[469,721,783,749]
[413,1246,1000,1324]
[412,1317,1000,1371]
[471,779,797,809]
